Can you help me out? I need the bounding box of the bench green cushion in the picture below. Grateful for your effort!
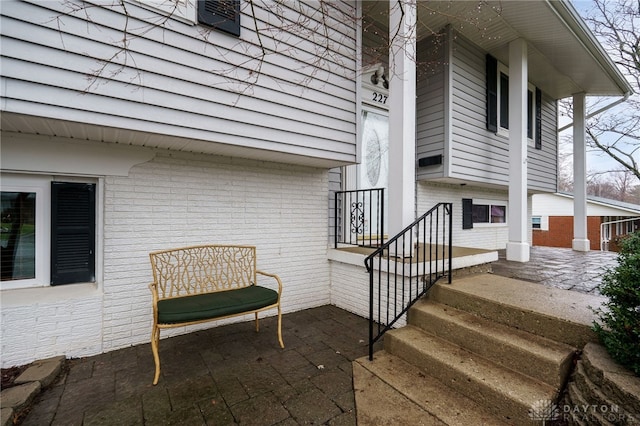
[157,286,279,324]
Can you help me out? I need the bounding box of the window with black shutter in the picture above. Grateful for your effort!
[51,182,96,285]
[486,54,543,147]
[198,0,240,36]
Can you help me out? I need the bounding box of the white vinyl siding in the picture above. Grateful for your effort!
[0,0,358,165]
[449,34,510,186]
[416,30,558,191]
[416,35,446,180]
[527,92,558,192]
[328,167,342,245]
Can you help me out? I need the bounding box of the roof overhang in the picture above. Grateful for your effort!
[364,0,632,100]
[552,193,640,215]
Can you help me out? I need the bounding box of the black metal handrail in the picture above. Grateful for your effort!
[334,188,385,248]
[364,202,453,360]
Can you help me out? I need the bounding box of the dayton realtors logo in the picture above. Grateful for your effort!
[529,399,636,423]
[528,399,560,422]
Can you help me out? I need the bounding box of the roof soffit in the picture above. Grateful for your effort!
[363,0,631,99]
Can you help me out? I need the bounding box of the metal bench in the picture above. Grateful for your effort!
[148,244,284,385]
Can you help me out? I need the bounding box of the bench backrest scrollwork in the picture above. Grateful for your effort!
[149,245,257,299]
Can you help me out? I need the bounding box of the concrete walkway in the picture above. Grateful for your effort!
[4,247,620,425]
[491,246,618,295]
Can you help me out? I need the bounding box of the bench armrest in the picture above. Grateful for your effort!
[149,282,159,320]
[256,270,283,297]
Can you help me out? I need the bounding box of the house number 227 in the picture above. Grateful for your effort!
[372,92,387,104]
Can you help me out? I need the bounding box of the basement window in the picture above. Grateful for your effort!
[462,198,507,229]
[1,174,97,290]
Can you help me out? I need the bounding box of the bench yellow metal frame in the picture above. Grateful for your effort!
[149,245,284,385]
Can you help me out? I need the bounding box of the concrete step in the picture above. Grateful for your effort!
[353,351,510,426]
[408,299,577,390]
[428,274,605,348]
[385,325,557,424]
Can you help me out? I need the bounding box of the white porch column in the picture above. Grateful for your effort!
[387,0,417,241]
[572,92,590,251]
[506,38,530,262]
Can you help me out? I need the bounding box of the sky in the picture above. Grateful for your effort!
[561,0,639,177]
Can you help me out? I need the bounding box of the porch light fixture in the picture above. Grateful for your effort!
[370,66,388,89]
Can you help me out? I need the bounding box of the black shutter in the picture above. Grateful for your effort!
[462,198,473,230]
[51,183,96,285]
[535,88,542,150]
[527,90,533,139]
[198,0,240,37]
[486,54,498,133]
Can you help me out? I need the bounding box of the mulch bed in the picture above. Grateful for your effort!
[1,365,28,390]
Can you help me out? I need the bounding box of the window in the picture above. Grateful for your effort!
[198,0,240,36]
[472,204,506,224]
[1,192,36,282]
[615,218,635,236]
[462,198,507,229]
[499,71,509,130]
[532,216,542,229]
[486,54,542,149]
[1,175,96,289]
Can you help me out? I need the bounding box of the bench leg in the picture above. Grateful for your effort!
[255,312,259,332]
[151,326,161,385]
[277,303,284,348]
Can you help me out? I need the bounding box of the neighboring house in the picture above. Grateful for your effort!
[532,193,640,251]
[0,0,631,367]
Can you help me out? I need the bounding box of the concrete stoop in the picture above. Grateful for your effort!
[354,352,506,426]
[354,274,606,425]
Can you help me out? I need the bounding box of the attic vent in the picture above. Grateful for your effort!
[198,0,240,37]
[204,0,234,19]
[418,155,443,167]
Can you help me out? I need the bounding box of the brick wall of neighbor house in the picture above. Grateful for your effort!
[533,216,602,250]
[1,151,331,366]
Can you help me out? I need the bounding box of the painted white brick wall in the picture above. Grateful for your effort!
[2,150,331,367]
[102,152,332,352]
[417,181,532,250]
[330,257,408,331]
[1,295,103,368]
[330,261,370,318]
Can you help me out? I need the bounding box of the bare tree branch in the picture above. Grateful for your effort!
[558,0,640,191]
